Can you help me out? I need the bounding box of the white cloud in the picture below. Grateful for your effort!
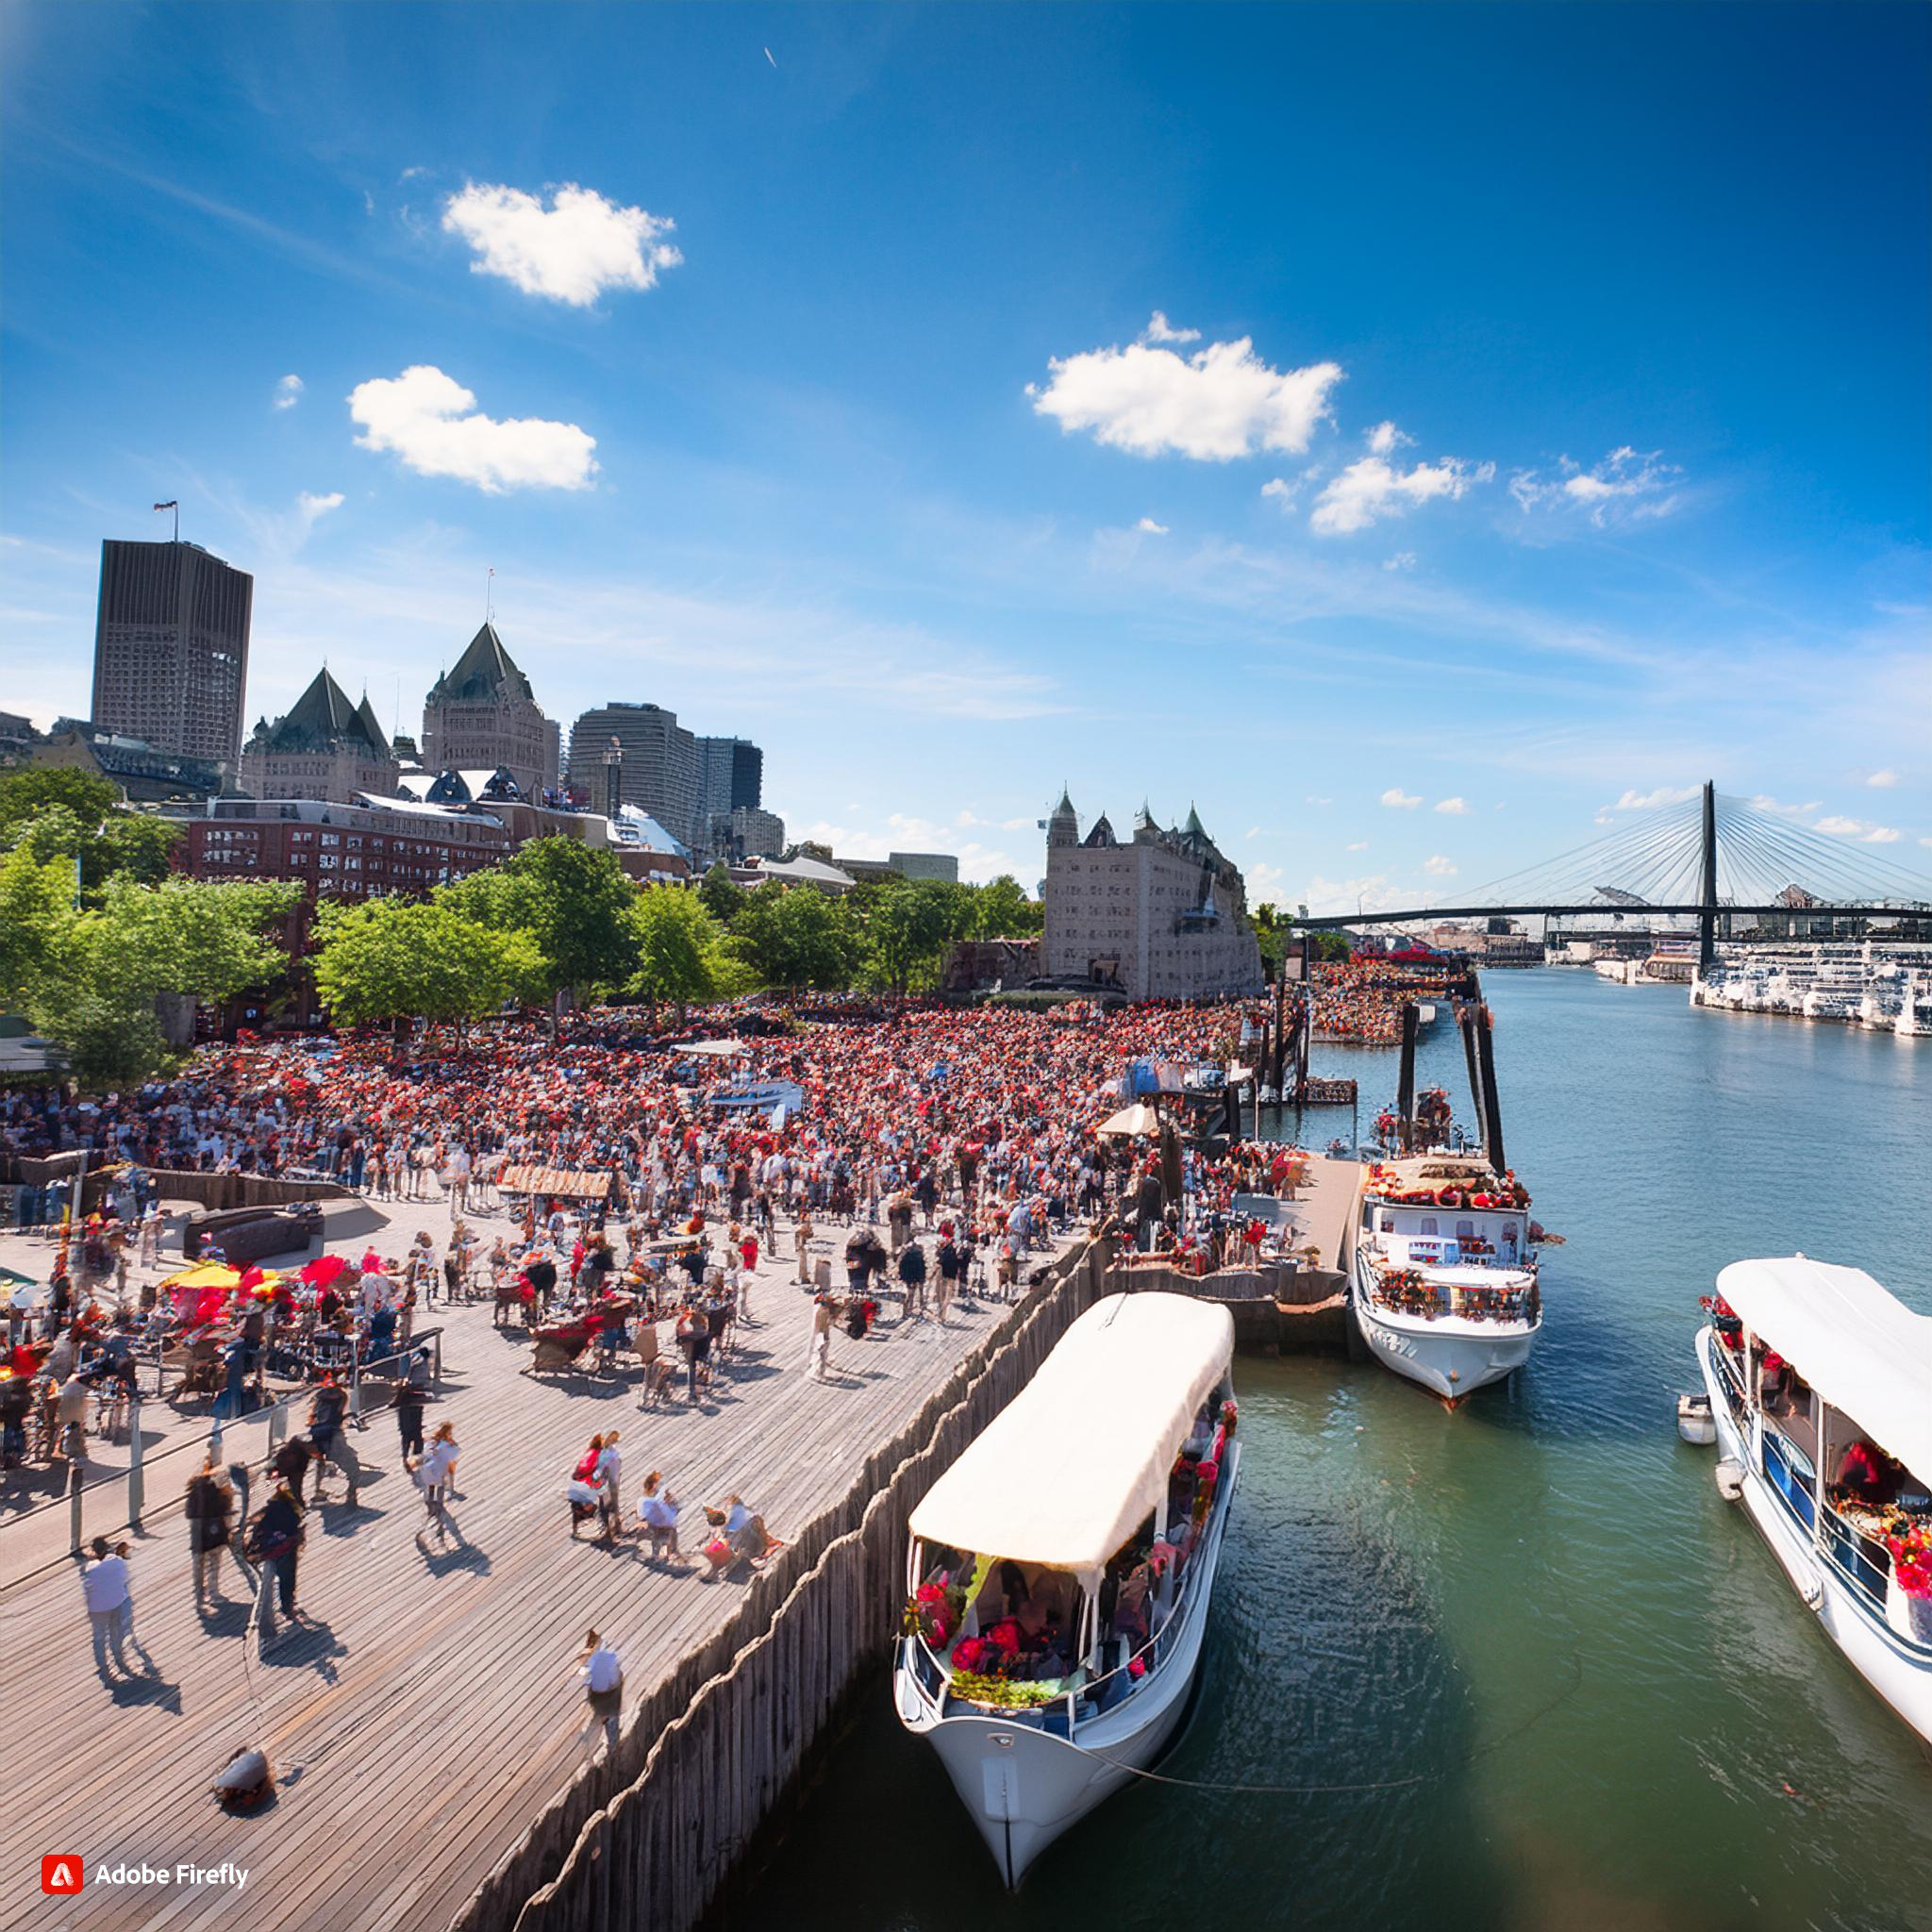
[1921,837,1932,851]
[348,365,598,494]
[1244,824,1261,840]
[1141,310,1200,345]
[1434,796,1472,815]
[1814,814,1901,843]
[1606,785,1700,810]
[441,181,682,307]
[273,374,304,410]
[1511,446,1682,527]
[1310,450,1492,536]
[1301,872,1408,916]
[297,491,344,524]
[1382,551,1417,572]
[1260,465,1323,508]
[1750,792,1823,818]
[1030,327,1342,461]
[1346,839,1369,851]
[1305,795,1332,807]
[1366,421,1411,457]
[1424,855,1457,876]
[1380,787,1422,809]
[1866,768,1898,788]
[1135,516,1170,535]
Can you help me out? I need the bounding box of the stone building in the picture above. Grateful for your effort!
[239,668,400,804]
[1040,791,1264,1000]
[422,624,558,801]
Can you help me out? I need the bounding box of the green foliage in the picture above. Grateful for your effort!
[697,861,746,924]
[970,874,1042,940]
[24,875,300,1088]
[0,774,179,901]
[728,884,864,991]
[0,841,78,1013]
[312,897,545,1033]
[626,886,725,1012]
[1311,930,1352,962]
[444,836,638,1000]
[863,877,975,993]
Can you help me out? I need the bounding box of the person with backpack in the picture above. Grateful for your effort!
[308,1374,360,1507]
[245,1480,306,1637]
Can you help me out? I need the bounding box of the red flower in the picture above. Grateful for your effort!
[952,1637,986,1673]
[985,1619,1022,1657]
[1128,1657,1147,1679]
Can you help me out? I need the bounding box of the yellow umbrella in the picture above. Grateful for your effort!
[162,1263,242,1291]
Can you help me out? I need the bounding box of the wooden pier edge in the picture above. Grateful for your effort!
[451,1235,1116,1932]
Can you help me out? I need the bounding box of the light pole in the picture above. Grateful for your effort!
[603,738,624,822]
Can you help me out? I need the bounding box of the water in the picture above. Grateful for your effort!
[727,973,1932,1932]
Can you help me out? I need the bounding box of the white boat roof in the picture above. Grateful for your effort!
[1716,1256,1932,1477]
[908,1292,1233,1586]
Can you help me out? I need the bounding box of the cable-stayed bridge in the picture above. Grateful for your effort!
[1290,784,1932,967]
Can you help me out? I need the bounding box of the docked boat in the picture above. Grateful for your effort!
[1350,1152,1542,1402]
[1695,1256,1932,1745]
[893,1291,1240,1887]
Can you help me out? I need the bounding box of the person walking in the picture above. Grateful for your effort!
[81,1535,142,1678]
[578,1629,624,1757]
[395,1357,428,1463]
[808,1292,834,1383]
[246,1480,306,1639]
[446,1142,471,1220]
[186,1457,237,1607]
[675,1302,708,1405]
[794,1208,815,1284]
[593,1430,625,1543]
[269,1428,318,1507]
[898,1239,928,1323]
[308,1374,360,1507]
[414,1420,460,1545]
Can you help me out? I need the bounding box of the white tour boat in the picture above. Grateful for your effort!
[1695,1256,1932,1746]
[894,1291,1240,1887]
[1351,1152,1542,1403]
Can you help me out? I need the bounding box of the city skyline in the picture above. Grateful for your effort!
[3,3,1928,905]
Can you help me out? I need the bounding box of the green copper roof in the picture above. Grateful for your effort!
[257,669,392,759]
[427,622,535,706]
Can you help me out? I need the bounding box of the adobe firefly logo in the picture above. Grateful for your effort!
[42,1856,84,1894]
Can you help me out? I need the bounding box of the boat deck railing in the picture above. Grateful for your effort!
[910,1477,1233,1735]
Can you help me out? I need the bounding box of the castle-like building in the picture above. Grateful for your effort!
[239,668,399,805]
[1041,791,1264,1000]
[422,623,559,802]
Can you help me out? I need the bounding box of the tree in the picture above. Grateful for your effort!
[0,840,78,1013]
[445,837,638,1004]
[25,876,301,1088]
[865,877,974,993]
[626,887,724,1020]
[0,773,179,901]
[312,898,544,1040]
[729,884,864,991]
[697,861,745,924]
[970,874,1043,940]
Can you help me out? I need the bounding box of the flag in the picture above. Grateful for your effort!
[153,500,178,511]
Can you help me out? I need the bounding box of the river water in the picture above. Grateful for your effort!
[729,970,1931,1932]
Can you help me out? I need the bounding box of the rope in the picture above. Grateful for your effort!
[1062,1651,1586,1799]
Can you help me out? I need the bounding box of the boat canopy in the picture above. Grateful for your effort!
[1716,1257,1932,1477]
[908,1292,1234,1587]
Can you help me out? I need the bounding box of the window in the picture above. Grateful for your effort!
[1420,1217,1439,1236]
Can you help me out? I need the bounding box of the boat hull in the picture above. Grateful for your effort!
[1351,1252,1537,1402]
[1697,1326,1932,1748]
[896,1442,1238,1886]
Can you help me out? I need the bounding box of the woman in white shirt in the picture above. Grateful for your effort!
[414,1422,460,1542]
[636,1471,683,1563]
[593,1432,625,1542]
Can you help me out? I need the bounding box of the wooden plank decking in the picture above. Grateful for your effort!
[0,1219,1069,1932]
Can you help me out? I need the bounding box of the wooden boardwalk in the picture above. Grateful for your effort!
[0,1224,1068,1932]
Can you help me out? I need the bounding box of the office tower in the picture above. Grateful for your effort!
[566,702,700,846]
[91,539,253,766]
[696,734,763,822]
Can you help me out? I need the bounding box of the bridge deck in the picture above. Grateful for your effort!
[0,1209,1060,1932]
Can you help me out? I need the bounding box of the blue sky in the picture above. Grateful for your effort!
[2,1,1927,905]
